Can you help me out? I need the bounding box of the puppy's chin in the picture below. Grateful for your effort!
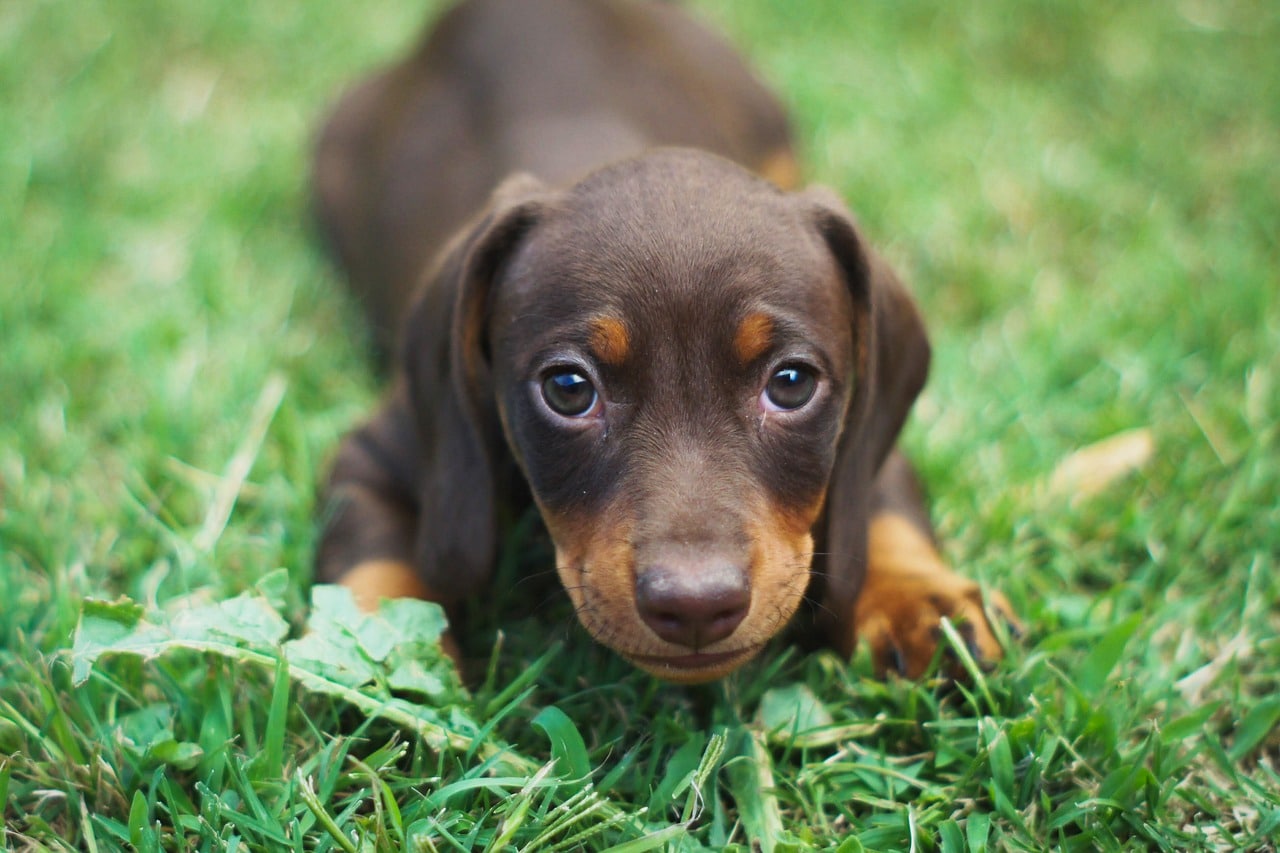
[623,645,765,683]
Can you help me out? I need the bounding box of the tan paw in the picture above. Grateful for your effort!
[856,514,1019,678]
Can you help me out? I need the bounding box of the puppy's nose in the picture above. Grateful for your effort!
[635,562,749,649]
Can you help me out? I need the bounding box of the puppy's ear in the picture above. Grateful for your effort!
[401,173,552,602]
[801,187,932,655]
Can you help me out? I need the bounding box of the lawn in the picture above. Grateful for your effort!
[2,0,1277,849]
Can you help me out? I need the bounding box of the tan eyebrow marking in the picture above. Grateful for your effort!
[733,312,774,365]
[589,316,631,366]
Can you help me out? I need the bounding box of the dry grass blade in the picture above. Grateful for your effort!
[1047,427,1154,502]
[193,373,287,553]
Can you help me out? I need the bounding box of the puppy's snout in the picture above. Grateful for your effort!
[635,560,749,649]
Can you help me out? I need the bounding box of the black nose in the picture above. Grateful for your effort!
[635,561,750,649]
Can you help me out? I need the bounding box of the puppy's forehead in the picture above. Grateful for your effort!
[559,152,821,286]
[500,152,843,337]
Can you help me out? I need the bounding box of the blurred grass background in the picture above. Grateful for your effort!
[2,0,1277,848]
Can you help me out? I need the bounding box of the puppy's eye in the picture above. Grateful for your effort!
[763,364,817,411]
[541,370,598,417]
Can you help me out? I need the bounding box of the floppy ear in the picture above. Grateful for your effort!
[401,174,552,603]
[801,188,932,655]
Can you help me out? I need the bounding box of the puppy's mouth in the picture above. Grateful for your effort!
[624,644,764,683]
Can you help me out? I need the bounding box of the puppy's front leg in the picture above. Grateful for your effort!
[317,384,434,607]
[852,452,1018,678]
[316,385,464,662]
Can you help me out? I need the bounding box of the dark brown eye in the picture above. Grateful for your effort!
[764,365,817,411]
[541,370,598,417]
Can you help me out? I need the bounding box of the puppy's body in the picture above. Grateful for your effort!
[314,0,1011,682]
[313,0,795,359]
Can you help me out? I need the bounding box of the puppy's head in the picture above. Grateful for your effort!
[406,150,926,682]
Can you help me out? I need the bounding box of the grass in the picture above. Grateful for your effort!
[2,0,1277,848]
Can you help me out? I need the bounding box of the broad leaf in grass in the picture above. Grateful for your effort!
[71,596,156,685]
[378,595,450,646]
[71,588,289,686]
[374,596,451,700]
[66,573,495,758]
[386,659,449,700]
[303,584,393,659]
[190,589,292,647]
[283,585,454,691]
[757,683,833,741]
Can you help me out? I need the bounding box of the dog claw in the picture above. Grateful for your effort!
[888,644,908,676]
[987,591,1024,641]
[957,620,997,669]
[956,621,979,658]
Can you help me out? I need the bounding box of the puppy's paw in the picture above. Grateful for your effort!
[856,514,1019,678]
[855,571,1016,678]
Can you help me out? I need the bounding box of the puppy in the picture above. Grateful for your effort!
[312,0,1013,683]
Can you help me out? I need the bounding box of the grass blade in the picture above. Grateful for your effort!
[532,706,592,784]
[1077,613,1142,697]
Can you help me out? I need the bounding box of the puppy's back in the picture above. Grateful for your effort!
[312,0,794,361]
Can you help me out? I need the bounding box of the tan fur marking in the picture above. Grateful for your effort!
[340,559,435,611]
[742,501,816,636]
[589,316,630,366]
[774,492,828,541]
[543,492,818,683]
[866,513,948,574]
[733,312,774,366]
[544,502,642,663]
[758,148,801,190]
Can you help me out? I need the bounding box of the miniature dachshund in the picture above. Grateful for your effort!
[311,0,1014,683]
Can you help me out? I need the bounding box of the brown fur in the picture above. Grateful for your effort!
[312,0,1014,682]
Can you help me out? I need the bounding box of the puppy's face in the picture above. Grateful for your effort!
[487,155,859,682]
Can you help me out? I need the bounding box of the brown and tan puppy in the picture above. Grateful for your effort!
[312,0,1014,683]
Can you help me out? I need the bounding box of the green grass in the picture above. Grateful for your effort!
[2,0,1278,848]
